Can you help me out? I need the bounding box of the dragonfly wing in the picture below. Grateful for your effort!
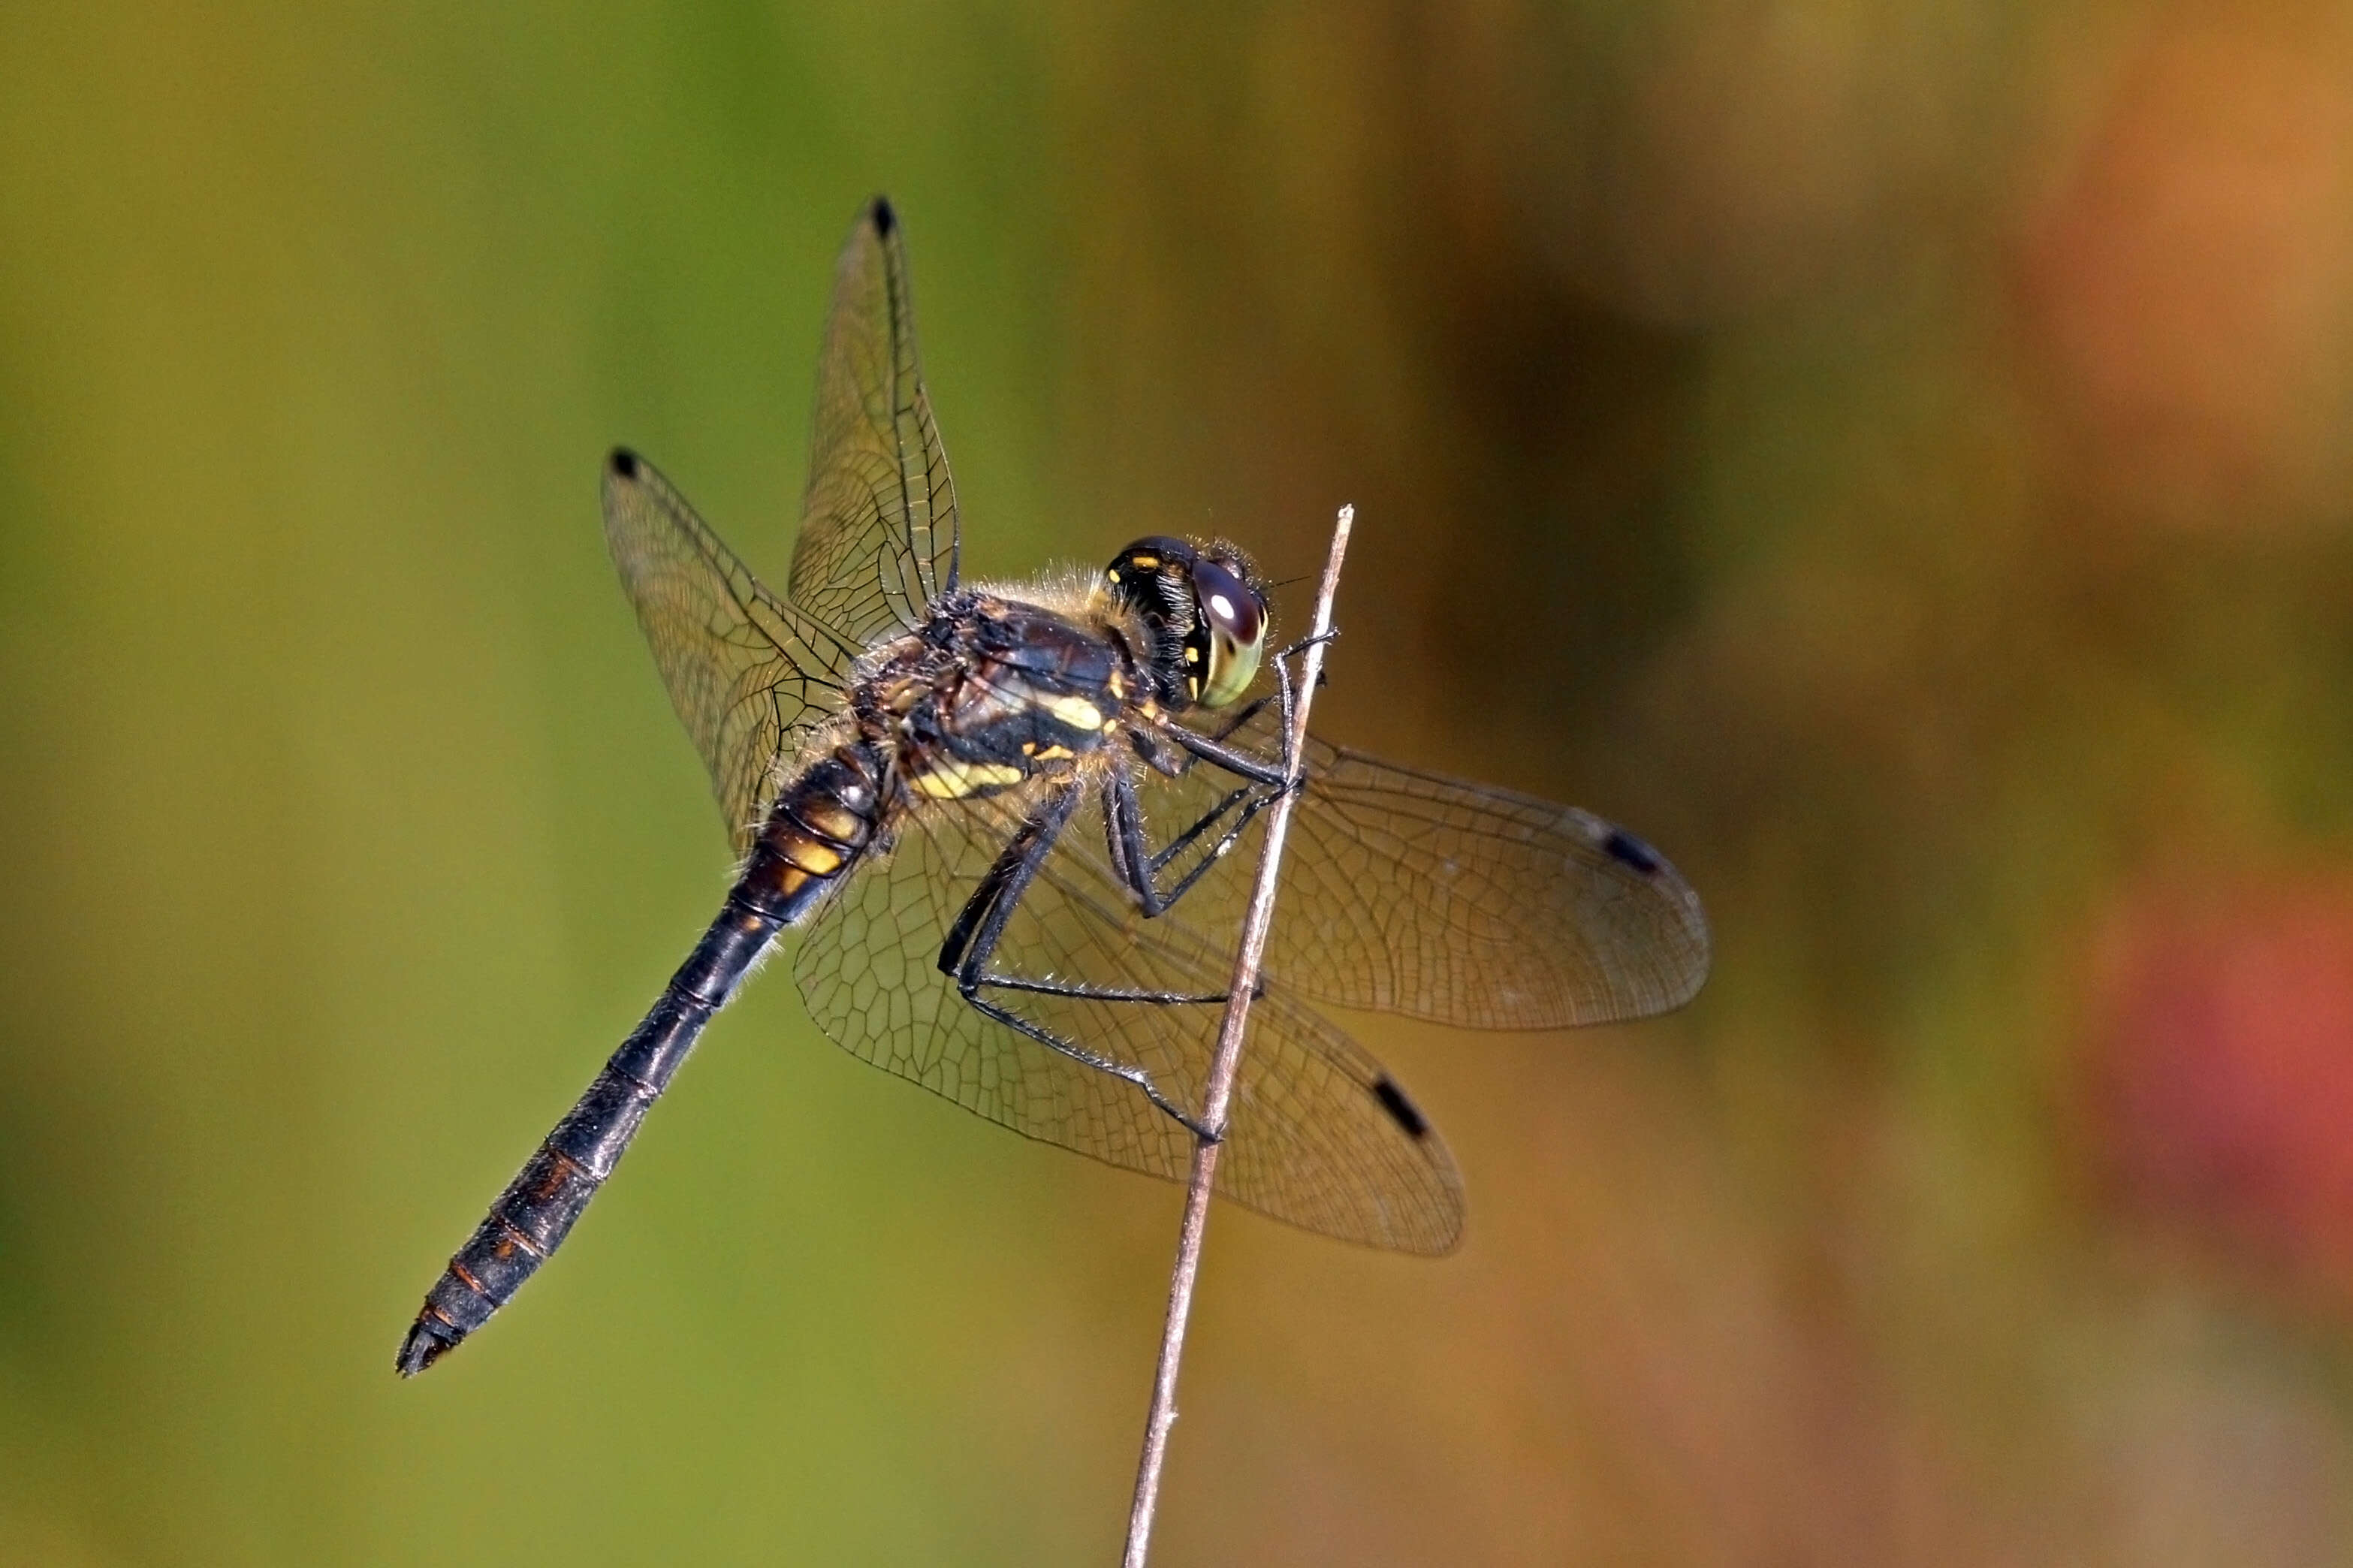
[787,197,960,650]
[1286,742,1711,1025]
[602,451,856,852]
[792,788,1465,1253]
[1140,703,1712,1029]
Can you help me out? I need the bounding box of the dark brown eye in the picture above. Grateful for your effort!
[1192,557,1262,643]
[1190,556,1265,708]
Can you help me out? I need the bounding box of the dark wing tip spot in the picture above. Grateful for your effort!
[608,447,639,481]
[1602,828,1662,876]
[1372,1076,1431,1139]
[868,195,897,235]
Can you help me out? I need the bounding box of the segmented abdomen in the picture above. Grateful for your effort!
[395,745,884,1375]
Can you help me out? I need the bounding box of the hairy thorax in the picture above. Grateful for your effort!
[852,588,1157,804]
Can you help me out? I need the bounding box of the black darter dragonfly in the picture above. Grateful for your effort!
[397,198,1711,1376]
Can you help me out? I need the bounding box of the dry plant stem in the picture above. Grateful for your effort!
[1120,504,1356,1568]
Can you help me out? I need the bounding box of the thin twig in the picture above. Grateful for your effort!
[1120,505,1356,1568]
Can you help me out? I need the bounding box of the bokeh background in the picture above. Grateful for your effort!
[7,1,2353,1562]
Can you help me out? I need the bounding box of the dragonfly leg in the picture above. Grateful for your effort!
[963,991,1220,1139]
[1167,725,1292,788]
[1201,691,1281,746]
[937,784,1220,1141]
[1265,626,1337,772]
[1102,758,1281,918]
[1273,626,1341,662]
[1130,692,1278,783]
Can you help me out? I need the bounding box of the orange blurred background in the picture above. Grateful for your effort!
[6,2,2353,1562]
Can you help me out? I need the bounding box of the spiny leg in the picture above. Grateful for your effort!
[1265,626,1337,767]
[1103,755,1283,918]
[1166,725,1291,788]
[1109,630,1344,913]
[937,785,1220,1139]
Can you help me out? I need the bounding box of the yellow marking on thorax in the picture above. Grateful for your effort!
[1039,692,1118,734]
[909,758,1027,800]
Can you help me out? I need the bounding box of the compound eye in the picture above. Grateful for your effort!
[1190,556,1265,708]
[1193,556,1262,644]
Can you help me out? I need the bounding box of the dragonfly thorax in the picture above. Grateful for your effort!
[860,590,1137,803]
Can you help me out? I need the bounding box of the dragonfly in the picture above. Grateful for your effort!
[397,198,1711,1376]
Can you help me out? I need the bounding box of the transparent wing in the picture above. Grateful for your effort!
[787,196,961,650]
[792,787,1466,1253]
[1146,703,1712,1029]
[599,200,955,851]
[602,451,858,852]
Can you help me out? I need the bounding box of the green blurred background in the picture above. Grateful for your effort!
[8,1,2353,1562]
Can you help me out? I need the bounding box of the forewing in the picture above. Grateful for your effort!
[792,788,1465,1253]
[1144,705,1712,1028]
[788,198,960,649]
[602,451,856,852]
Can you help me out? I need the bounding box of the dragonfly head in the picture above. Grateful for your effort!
[1100,535,1267,712]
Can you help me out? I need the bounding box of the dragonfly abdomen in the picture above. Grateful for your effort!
[395,747,885,1376]
[742,744,884,911]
